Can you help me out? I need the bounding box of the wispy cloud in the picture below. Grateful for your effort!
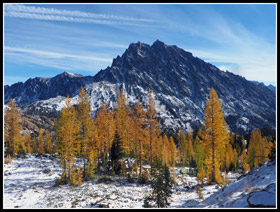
[188,47,276,82]
[4,4,155,22]
[5,46,112,62]
[177,6,276,82]
[4,46,113,73]
[4,4,157,27]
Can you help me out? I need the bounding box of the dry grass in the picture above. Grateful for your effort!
[243,178,253,193]
[5,154,12,164]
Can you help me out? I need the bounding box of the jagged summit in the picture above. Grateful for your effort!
[152,39,165,46]
[128,41,147,48]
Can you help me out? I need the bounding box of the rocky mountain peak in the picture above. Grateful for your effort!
[152,39,165,46]
[124,41,150,59]
[127,41,148,49]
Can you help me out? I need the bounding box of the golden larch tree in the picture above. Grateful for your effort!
[38,129,45,154]
[25,131,32,154]
[32,136,38,153]
[193,134,206,171]
[146,89,161,168]
[153,135,163,163]
[95,101,116,169]
[76,86,94,177]
[224,142,233,172]
[104,105,116,161]
[197,164,206,184]
[115,88,132,156]
[247,129,270,168]
[162,134,171,166]
[240,148,250,172]
[85,124,98,180]
[132,99,148,174]
[4,99,25,157]
[239,136,250,172]
[45,129,52,154]
[178,129,187,166]
[55,97,81,183]
[200,88,229,184]
[169,136,177,167]
[186,132,194,166]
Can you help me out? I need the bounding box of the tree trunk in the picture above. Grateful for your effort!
[139,141,142,174]
[63,159,66,174]
[98,149,101,172]
[150,125,153,169]
[212,138,215,183]
[68,157,72,182]
[83,157,86,178]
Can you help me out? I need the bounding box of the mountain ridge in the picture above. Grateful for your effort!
[4,71,95,105]
[4,40,276,134]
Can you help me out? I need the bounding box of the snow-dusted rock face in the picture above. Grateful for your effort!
[4,40,276,133]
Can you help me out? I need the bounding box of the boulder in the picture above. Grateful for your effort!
[43,168,51,174]
[247,183,276,208]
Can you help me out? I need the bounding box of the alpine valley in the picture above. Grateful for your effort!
[4,40,276,135]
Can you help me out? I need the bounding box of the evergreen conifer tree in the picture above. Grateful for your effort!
[110,131,123,174]
[162,164,173,206]
[150,159,173,208]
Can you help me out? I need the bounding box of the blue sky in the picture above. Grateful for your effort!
[4,3,276,86]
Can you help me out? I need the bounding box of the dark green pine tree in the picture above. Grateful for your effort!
[150,159,174,208]
[151,159,165,208]
[110,130,123,174]
[162,164,173,207]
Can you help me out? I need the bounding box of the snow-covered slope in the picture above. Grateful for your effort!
[4,154,275,208]
[182,160,276,208]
